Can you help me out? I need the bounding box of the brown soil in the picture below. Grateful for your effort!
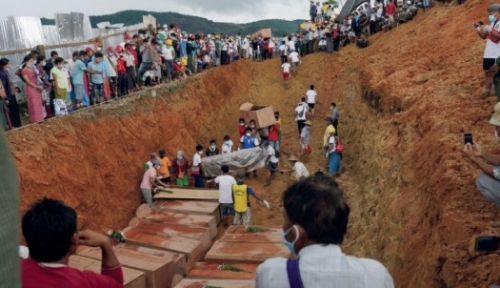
[8,1,500,286]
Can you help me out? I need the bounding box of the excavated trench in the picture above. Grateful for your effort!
[11,3,500,284]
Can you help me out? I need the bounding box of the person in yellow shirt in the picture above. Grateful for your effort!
[232,171,266,226]
[323,119,337,159]
[158,149,172,184]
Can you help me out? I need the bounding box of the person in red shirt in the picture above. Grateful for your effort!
[238,118,247,138]
[268,121,280,155]
[21,198,123,288]
[386,0,397,28]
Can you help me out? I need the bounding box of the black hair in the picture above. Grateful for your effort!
[274,111,280,115]
[310,84,315,90]
[239,118,245,123]
[245,127,252,133]
[224,135,230,141]
[23,55,32,64]
[79,50,87,56]
[301,97,306,102]
[37,55,46,62]
[0,58,9,69]
[196,144,203,151]
[72,51,79,57]
[283,174,349,245]
[331,102,336,107]
[50,51,58,57]
[250,119,256,124]
[22,198,77,262]
[94,52,103,58]
[30,50,40,55]
[210,139,216,144]
[54,57,64,65]
[159,149,166,156]
[221,165,229,173]
[132,34,139,39]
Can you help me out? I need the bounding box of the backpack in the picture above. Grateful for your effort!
[335,136,344,153]
[298,105,305,118]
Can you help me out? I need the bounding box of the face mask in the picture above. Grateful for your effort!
[97,47,102,52]
[246,133,251,137]
[42,61,47,67]
[239,122,245,126]
[281,225,300,254]
[34,60,38,65]
[27,63,34,68]
[331,106,334,110]
[250,125,255,129]
[225,141,231,145]
[198,151,203,155]
[490,15,497,23]
[177,155,182,160]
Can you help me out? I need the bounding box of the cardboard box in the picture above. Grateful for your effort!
[239,102,275,129]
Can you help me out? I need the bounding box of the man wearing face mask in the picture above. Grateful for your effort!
[240,127,260,178]
[192,145,206,188]
[140,159,169,208]
[255,174,394,287]
[221,135,234,154]
[464,102,500,206]
[205,139,220,157]
[238,118,247,138]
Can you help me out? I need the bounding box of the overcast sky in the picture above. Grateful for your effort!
[0,0,320,23]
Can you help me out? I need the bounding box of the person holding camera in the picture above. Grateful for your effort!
[464,102,500,206]
[474,3,500,97]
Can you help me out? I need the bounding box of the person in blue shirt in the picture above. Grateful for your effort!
[240,127,260,178]
[86,52,107,105]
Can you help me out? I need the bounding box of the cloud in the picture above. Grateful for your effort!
[0,0,312,23]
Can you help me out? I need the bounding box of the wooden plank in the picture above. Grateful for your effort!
[153,200,222,225]
[173,278,255,288]
[188,262,258,280]
[205,241,290,263]
[154,188,219,201]
[68,255,146,288]
[129,217,212,250]
[136,204,217,239]
[219,225,282,243]
[77,246,174,288]
[118,244,189,277]
[122,227,204,268]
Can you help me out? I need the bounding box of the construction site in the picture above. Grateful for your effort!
[5,0,500,287]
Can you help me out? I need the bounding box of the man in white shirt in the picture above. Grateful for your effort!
[264,144,279,186]
[279,155,310,181]
[214,165,236,227]
[286,36,296,52]
[255,175,394,288]
[192,145,205,188]
[476,3,500,96]
[295,100,308,136]
[282,61,291,89]
[288,50,300,76]
[279,42,288,64]
[221,135,234,154]
[306,84,318,115]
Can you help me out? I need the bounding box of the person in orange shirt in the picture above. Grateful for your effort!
[158,149,172,184]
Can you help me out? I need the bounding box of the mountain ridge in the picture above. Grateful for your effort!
[41,10,304,36]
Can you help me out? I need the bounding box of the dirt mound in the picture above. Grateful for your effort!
[8,1,500,286]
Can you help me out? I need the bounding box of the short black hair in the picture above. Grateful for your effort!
[274,111,280,116]
[37,55,46,62]
[196,144,203,151]
[50,51,58,57]
[22,198,77,262]
[310,85,315,90]
[245,127,252,133]
[79,50,87,56]
[331,102,336,107]
[210,139,216,144]
[94,52,103,58]
[30,50,40,55]
[159,149,166,156]
[301,97,306,102]
[72,51,79,57]
[250,119,256,124]
[224,135,230,141]
[54,57,64,65]
[239,118,245,123]
[283,174,349,245]
[221,165,229,173]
